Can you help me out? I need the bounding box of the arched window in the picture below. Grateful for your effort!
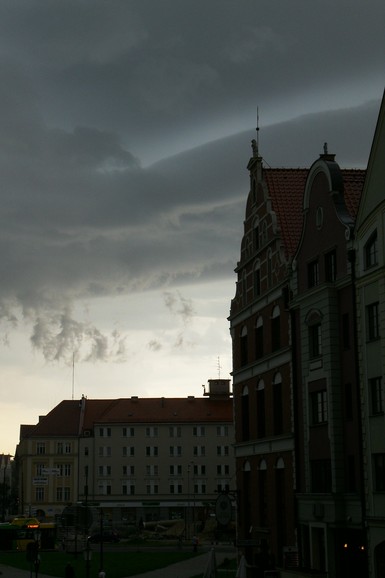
[275,457,286,550]
[255,316,264,359]
[254,261,261,299]
[242,271,247,306]
[258,459,268,525]
[276,457,285,469]
[240,326,248,366]
[242,386,250,441]
[364,230,378,269]
[271,305,281,351]
[257,380,266,438]
[253,218,260,251]
[243,460,251,472]
[273,373,283,435]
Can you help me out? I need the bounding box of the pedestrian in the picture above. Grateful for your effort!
[65,562,75,578]
[98,569,106,578]
[192,535,198,553]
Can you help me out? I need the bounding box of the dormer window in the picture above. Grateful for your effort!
[364,230,378,269]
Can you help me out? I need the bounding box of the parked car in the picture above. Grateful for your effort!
[89,530,120,543]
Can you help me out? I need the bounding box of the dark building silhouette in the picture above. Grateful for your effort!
[229,103,385,576]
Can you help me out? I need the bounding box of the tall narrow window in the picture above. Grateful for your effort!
[258,460,267,526]
[254,263,261,298]
[370,377,383,415]
[257,380,266,438]
[365,230,378,269]
[240,326,248,366]
[273,373,283,435]
[242,386,250,441]
[309,323,322,358]
[367,302,380,340]
[310,460,332,492]
[373,454,385,491]
[308,259,319,288]
[310,390,328,424]
[242,271,247,306]
[267,249,272,288]
[271,305,281,351]
[253,220,260,251]
[325,249,337,282]
[255,316,264,359]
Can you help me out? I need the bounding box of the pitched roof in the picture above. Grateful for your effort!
[84,397,233,426]
[19,396,233,439]
[264,168,308,258]
[341,169,366,218]
[20,400,82,439]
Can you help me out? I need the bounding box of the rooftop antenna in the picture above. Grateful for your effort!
[217,356,222,379]
[72,351,75,400]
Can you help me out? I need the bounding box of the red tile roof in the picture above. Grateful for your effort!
[341,169,366,218]
[261,167,365,259]
[263,168,308,258]
[86,398,233,426]
[19,397,233,439]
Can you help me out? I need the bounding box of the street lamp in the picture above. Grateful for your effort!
[83,540,92,578]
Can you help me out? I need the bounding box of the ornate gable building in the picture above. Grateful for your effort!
[291,151,366,576]
[230,136,374,577]
[354,90,385,578]
[229,141,307,570]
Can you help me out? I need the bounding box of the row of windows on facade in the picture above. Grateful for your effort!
[239,256,277,306]
[305,230,377,290]
[34,462,231,478]
[34,463,230,478]
[241,377,383,444]
[240,305,281,366]
[96,425,229,438]
[309,378,384,427]
[88,445,231,457]
[33,481,231,502]
[240,300,379,371]
[242,453,383,494]
[240,224,378,305]
[241,378,285,439]
[34,425,230,453]
[309,453,385,493]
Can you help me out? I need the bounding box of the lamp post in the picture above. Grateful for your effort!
[187,464,190,541]
[99,507,104,571]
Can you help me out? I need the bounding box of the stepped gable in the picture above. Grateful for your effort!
[264,168,308,258]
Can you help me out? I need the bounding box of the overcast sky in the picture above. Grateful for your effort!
[0,0,384,454]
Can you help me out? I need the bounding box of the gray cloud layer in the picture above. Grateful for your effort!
[0,0,383,362]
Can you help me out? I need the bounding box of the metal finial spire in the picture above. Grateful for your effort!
[256,106,260,151]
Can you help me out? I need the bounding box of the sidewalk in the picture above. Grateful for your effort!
[0,547,237,578]
[129,548,236,578]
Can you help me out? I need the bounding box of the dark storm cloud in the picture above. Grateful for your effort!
[0,0,383,361]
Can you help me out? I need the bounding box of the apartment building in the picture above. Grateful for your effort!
[16,379,234,529]
[355,91,385,578]
[1,454,14,521]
